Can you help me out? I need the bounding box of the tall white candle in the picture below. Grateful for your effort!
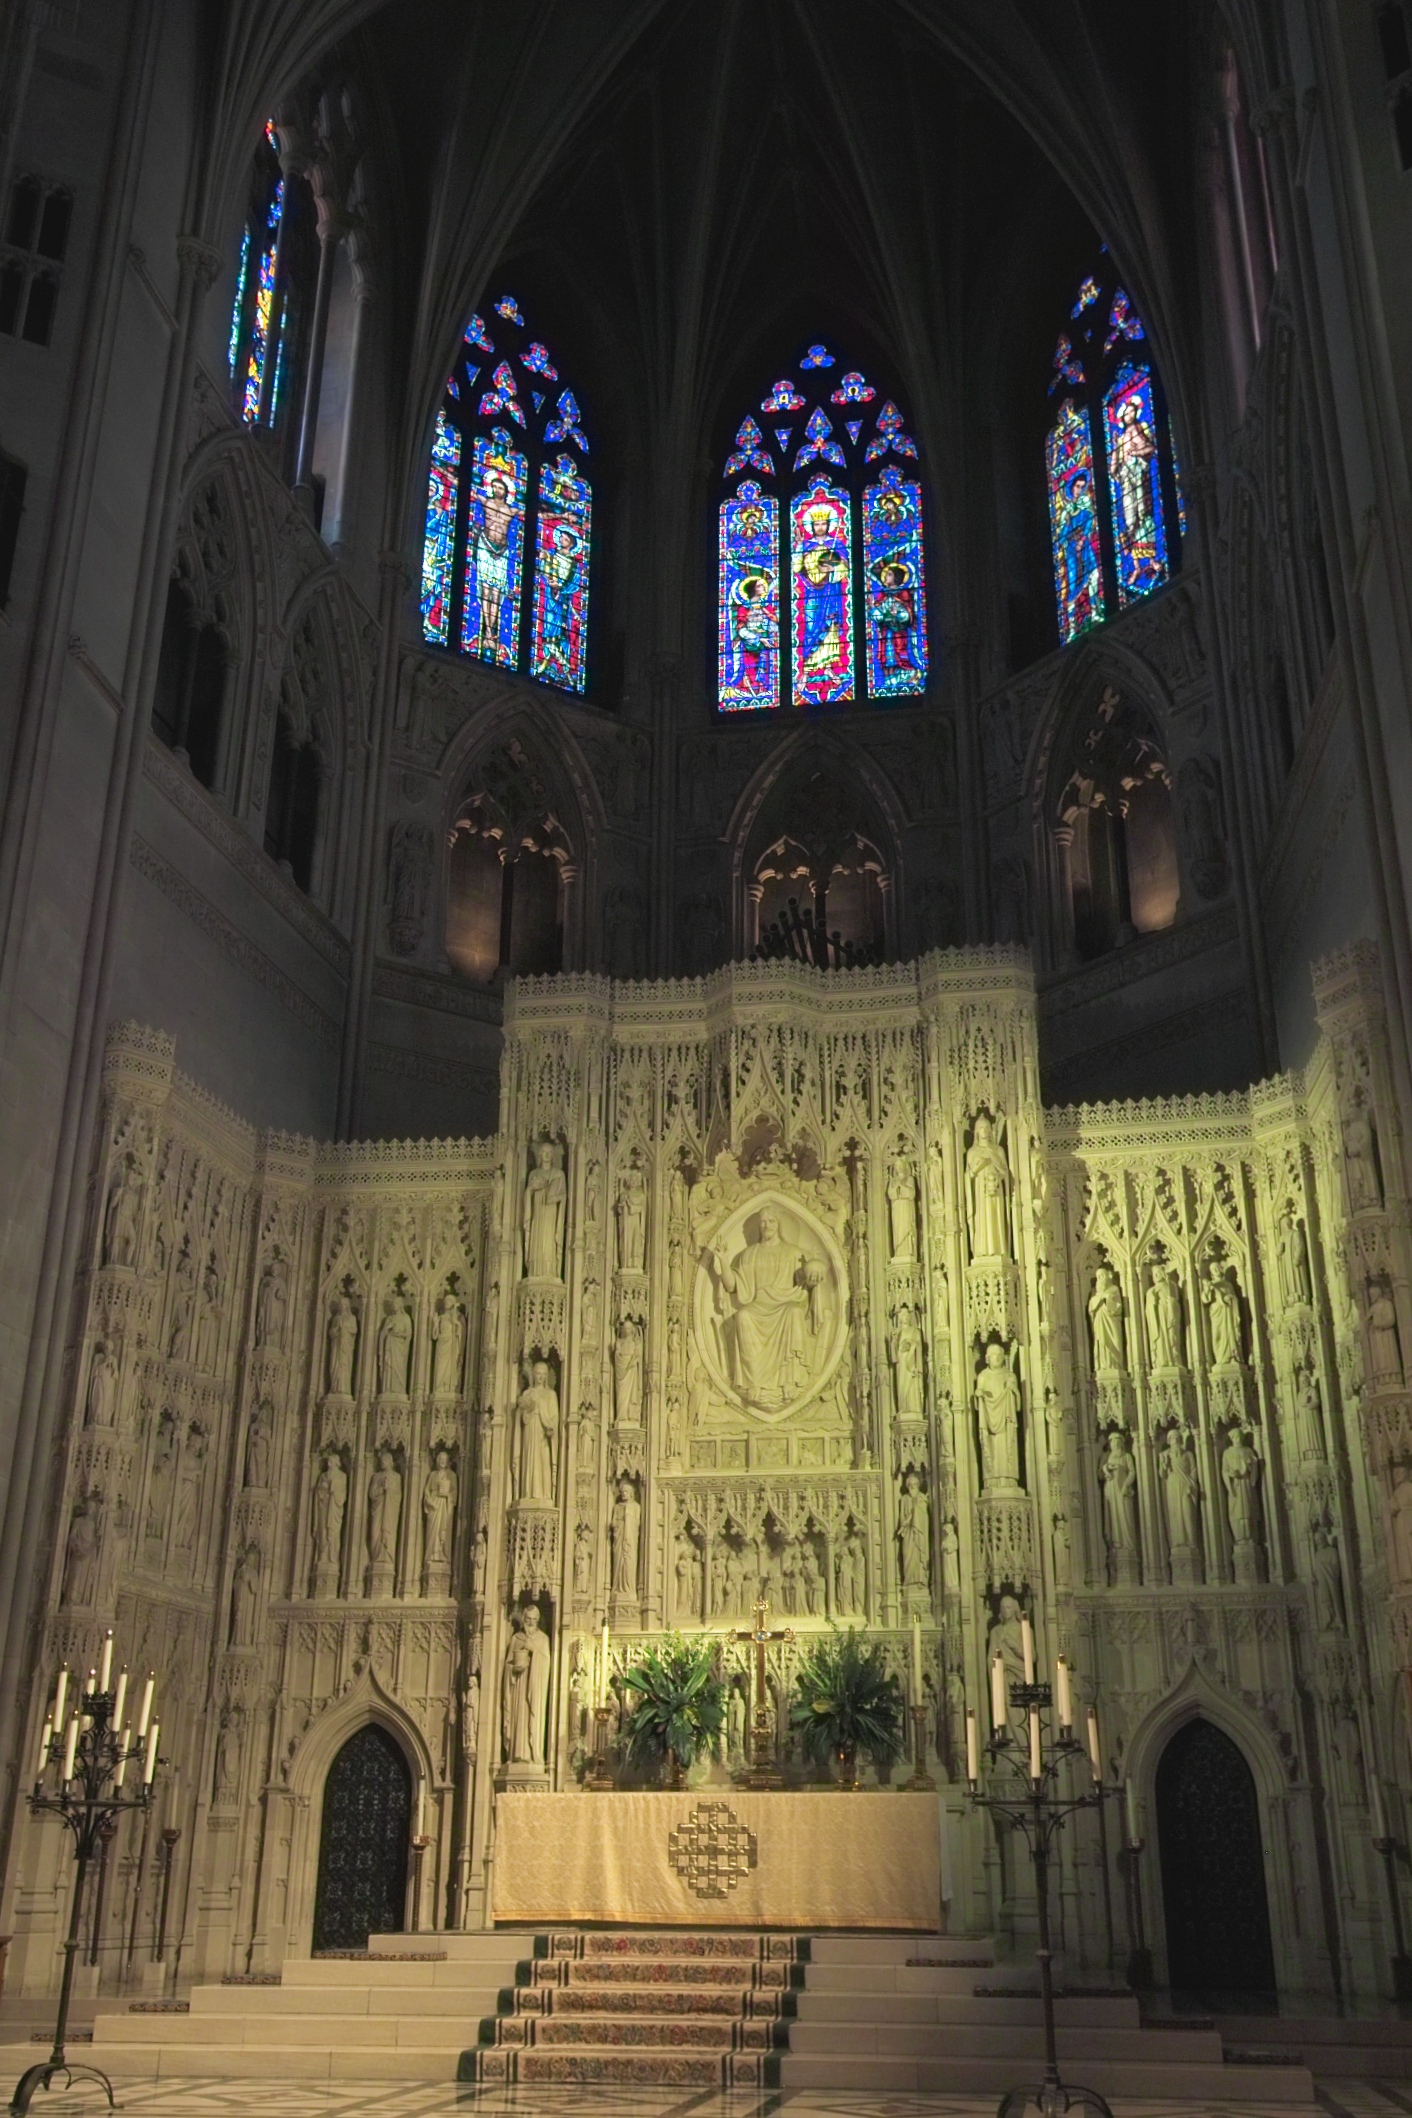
[136,1673,154,1738]
[1055,1656,1073,1731]
[53,1666,68,1728]
[1020,1615,1035,1683]
[911,1616,923,1702]
[990,1652,1007,1733]
[113,1668,128,1730]
[143,1720,159,1784]
[1029,1709,1043,1781]
[966,1711,980,1785]
[62,1714,78,1781]
[98,1631,113,1694]
[1086,1707,1102,1782]
[114,1729,130,1788]
[36,1718,52,1777]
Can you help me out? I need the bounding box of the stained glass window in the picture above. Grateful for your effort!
[228,122,289,429]
[420,294,593,692]
[1044,256,1180,643]
[715,342,930,711]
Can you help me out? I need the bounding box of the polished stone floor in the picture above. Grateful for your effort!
[0,2078,1406,2118]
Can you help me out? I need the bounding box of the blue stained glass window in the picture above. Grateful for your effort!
[716,342,931,711]
[229,124,287,428]
[420,294,593,692]
[718,481,781,712]
[531,456,591,692]
[1047,400,1103,645]
[863,466,927,697]
[1103,362,1168,604]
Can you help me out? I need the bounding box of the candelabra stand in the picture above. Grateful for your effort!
[1118,1835,1153,1990]
[153,1827,181,1965]
[585,1704,615,1790]
[11,1667,161,2118]
[1373,1835,1412,2003]
[903,1704,936,1792]
[967,1683,1122,2118]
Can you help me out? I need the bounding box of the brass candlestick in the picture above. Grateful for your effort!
[585,1704,615,1789]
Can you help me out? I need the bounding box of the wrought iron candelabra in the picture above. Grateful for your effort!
[965,1647,1122,2118]
[10,1638,162,2118]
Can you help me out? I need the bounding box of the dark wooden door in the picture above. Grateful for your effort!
[312,1725,411,1952]
[1156,1716,1276,1997]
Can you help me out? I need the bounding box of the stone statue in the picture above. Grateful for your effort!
[386,819,434,955]
[939,1516,960,1595]
[326,1294,358,1396]
[311,1453,346,1572]
[462,1673,480,1759]
[799,1540,823,1615]
[103,1155,143,1268]
[229,1544,261,1646]
[727,1679,747,1763]
[194,1255,222,1371]
[213,1709,242,1802]
[377,1297,412,1397]
[610,1475,641,1596]
[85,1342,117,1428]
[584,1158,604,1231]
[1388,1464,1412,1581]
[145,1420,175,1541]
[514,1361,559,1504]
[1051,1510,1072,1587]
[171,1430,204,1552]
[1203,1266,1242,1366]
[886,1154,918,1261]
[710,1210,825,1411]
[470,1522,488,1597]
[244,1404,271,1488]
[1277,1205,1312,1308]
[1293,1365,1325,1459]
[573,1520,593,1597]
[615,1159,647,1274]
[889,1304,925,1423]
[1088,1265,1126,1372]
[665,1394,684,1462]
[835,1525,866,1615]
[523,1140,566,1281]
[254,1255,287,1351]
[167,1243,196,1361]
[422,1449,457,1568]
[1144,1262,1183,1370]
[62,1494,101,1605]
[1159,1425,1201,1554]
[965,1113,1012,1261]
[988,1593,1027,1707]
[367,1447,402,1566]
[1342,1094,1381,1211]
[1367,1279,1404,1384]
[897,1471,931,1590]
[975,1341,1022,1489]
[1099,1430,1139,1556]
[1221,1430,1263,1550]
[1310,1524,1345,1631]
[430,1291,465,1397]
[612,1316,643,1425]
[501,1604,551,1766]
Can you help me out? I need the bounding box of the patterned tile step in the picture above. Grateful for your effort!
[571,1932,805,1961]
[511,1984,793,2018]
[532,1956,791,1987]
[460,2046,771,2086]
[481,2015,784,2050]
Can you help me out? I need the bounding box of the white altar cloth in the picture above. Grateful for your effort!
[491,1789,940,1928]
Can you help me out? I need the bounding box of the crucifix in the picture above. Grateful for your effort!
[732,1595,793,1788]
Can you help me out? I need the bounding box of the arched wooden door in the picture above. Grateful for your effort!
[1155,1717,1276,1997]
[312,1725,411,1953]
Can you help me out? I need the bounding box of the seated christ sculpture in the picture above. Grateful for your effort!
[710,1208,824,1410]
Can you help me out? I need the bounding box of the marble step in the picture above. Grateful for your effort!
[558,1931,805,1961]
[83,2038,468,2083]
[790,2019,1228,2062]
[95,2010,480,2048]
[188,1983,503,2017]
[802,1961,1013,1994]
[460,2046,769,2086]
[478,2014,786,2049]
[793,1989,1137,2026]
[508,1983,793,2017]
[777,2052,1316,2101]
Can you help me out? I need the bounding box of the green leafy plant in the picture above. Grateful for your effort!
[790,1625,905,1778]
[620,1634,727,1779]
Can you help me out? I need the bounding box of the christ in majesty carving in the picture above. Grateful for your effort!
[709,1209,826,1411]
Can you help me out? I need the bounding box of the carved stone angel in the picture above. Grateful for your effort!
[965,1113,1012,1261]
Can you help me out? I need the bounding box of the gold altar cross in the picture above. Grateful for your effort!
[732,1595,793,1788]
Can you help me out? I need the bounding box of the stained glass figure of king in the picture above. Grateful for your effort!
[710,1209,826,1410]
[795,500,849,686]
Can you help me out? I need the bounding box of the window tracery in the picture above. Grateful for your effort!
[718,344,929,712]
[420,297,591,695]
[1045,260,1182,646]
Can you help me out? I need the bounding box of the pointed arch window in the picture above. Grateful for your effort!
[1045,259,1183,647]
[419,296,592,695]
[717,343,929,713]
[228,122,295,429]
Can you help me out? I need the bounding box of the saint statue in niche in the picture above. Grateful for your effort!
[1099,1430,1139,1555]
[610,1475,641,1596]
[612,1317,643,1425]
[378,1297,413,1397]
[1202,1265,1242,1367]
[367,1447,402,1567]
[326,1294,358,1397]
[886,1155,918,1262]
[501,1604,551,1766]
[889,1304,925,1423]
[1221,1429,1263,1552]
[514,1360,559,1505]
[1144,1262,1183,1371]
[1277,1205,1312,1308]
[975,1341,1022,1489]
[422,1449,458,1568]
[254,1254,287,1350]
[708,1208,827,1411]
[897,1472,931,1590]
[523,1140,566,1281]
[430,1291,465,1397]
[103,1155,143,1268]
[1158,1425,1201,1554]
[311,1453,346,1572]
[1342,1092,1381,1211]
[615,1160,647,1274]
[965,1114,1012,1261]
[85,1343,118,1428]
[1088,1265,1126,1372]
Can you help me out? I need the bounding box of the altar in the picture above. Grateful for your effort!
[491,1790,941,1928]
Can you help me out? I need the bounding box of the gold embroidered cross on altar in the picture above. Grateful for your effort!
[732,1595,793,1788]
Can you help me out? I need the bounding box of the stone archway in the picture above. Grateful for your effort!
[1155,1716,1275,1998]
[311,1724,413,1952]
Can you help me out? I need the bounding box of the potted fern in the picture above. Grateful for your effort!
[620,1634,727,1786]
[790,1625,904,1788]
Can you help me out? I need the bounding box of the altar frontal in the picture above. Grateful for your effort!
[492,1790,940,1927]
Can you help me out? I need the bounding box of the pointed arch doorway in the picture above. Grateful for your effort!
[311,1724,412,1952]
[1155,1717,1275,1999]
